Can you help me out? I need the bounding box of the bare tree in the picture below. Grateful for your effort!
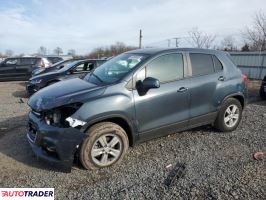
[87,42,137,58]
[68,49,76,56]
[188,27,216,49]
[241,43,250,51]
[243,11,266,51]
[54,47,63,55]
[220,36,238,51]
[5,49,13,57]
[38,46,47,55]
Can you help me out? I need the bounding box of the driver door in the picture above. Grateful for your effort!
[132,53,190,140]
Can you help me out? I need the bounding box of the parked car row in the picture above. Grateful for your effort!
[0,55,107,94]
[26,48,248,171]
[0,56,51,81]
[27,59,106,94]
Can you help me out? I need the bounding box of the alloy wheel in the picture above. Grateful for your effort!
[224,104,239,128]
[91,133,122,167]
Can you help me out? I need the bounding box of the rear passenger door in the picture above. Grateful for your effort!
[15,58,35,80]
[188,53,225,125]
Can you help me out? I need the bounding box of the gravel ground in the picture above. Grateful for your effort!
[0,81,265,200]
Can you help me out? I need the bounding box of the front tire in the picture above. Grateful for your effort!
[79,122,129,170]
[214,98,242,132]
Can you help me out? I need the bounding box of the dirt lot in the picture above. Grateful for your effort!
[0,81,265,200]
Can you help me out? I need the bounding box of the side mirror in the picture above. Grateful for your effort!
[136,77,160,96]
[142,77,160,89]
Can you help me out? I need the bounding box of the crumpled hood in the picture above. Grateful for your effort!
[28,78,106,111]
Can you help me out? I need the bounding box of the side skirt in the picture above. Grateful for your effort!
[136,111,217,144]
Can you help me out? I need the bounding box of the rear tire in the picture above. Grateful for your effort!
[260,86,266,100]
[79,122,129,170]
[214,98,242,132]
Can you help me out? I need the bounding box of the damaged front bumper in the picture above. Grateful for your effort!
[27,111,85,171]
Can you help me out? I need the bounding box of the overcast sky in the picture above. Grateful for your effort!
[0,0,265,55]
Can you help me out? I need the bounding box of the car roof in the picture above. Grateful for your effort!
[126,48,223,56]
[7,56,43,59]
[77,59,107,62]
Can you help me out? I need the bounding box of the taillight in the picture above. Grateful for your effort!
[241,74,248,88]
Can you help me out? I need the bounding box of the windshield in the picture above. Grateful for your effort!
[85,53,147,84]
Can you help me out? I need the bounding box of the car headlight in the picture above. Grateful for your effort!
[31,79,42,84]
[34,68,45,75]
[44,110,61,125]
[43,103,83,127]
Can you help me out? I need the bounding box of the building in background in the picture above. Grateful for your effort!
[230,52,266,80]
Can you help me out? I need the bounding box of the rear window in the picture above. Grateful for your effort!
[47,57,63,64]
[190,53,214,76]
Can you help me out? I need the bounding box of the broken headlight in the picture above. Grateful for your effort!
[43,103,82,127]
[44,109,61,126]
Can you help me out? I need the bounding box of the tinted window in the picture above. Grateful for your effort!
[190,53,214,76]
[18,58,37,65]
[145,53,183,82]
[47,57,63,64]
[5,58,18,65]
[213,55,223,71]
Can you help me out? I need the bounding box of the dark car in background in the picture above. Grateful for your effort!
[27,48,248,171]
[0,57,51,81]
[260,75,266,100]
[45,56,64,64]
[26,59,106,94]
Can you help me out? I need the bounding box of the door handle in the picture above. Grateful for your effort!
[177,87,188,92]
[218,76,225,81]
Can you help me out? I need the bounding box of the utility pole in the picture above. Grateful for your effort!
[167,39,171,47]
[139,29,142,49]
[173,37,179,47]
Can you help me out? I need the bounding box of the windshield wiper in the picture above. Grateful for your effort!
[91,72,103,83]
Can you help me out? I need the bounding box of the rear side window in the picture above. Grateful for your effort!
[18,58,37,65]
[145,53,184,82]
[212,55,223,71]
[190,53,214,76]
[73,62,94,72]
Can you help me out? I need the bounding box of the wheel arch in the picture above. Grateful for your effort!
[221,93,246,109]
[82,114,137,147]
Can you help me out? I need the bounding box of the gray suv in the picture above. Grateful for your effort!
[27,48,248,171]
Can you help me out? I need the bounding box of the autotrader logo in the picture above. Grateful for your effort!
[0,188,54,200]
